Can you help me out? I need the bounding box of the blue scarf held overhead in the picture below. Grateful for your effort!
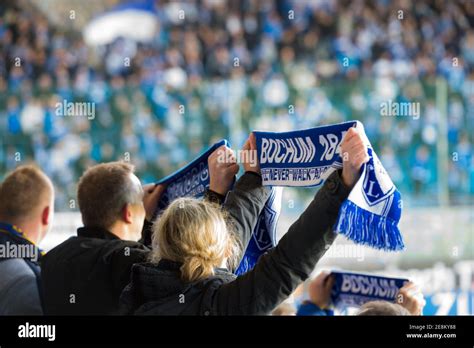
[253,120,404,251]
[330,271,409,309]
[154,140,282,276]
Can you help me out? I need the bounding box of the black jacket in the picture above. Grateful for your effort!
[41,225,150,315]
[41,172,270,315]
[119,171,351,315]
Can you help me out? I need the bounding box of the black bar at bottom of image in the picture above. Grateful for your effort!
[0,315,472,346]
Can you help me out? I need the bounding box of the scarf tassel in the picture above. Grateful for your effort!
[335,199,405,251]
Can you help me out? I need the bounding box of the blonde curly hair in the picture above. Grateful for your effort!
[150,197,240,282]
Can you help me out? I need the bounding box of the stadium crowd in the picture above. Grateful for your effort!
[0,0,473,211]
[0,132,425,316]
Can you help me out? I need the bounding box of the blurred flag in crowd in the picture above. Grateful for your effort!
[83,0,157,46]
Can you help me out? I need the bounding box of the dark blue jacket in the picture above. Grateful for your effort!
[297,301,334,316]
[0,222,43,315]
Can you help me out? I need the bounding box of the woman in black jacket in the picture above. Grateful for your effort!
[120,128,368,315]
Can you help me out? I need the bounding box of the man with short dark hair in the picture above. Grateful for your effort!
[77,162,146,241]
[41,162,161,315]
[0,165,55,315]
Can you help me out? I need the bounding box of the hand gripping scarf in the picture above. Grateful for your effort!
[154,120,404,276]
[154,140,281,275]
[253,120,404,251]
[330,271,409,310]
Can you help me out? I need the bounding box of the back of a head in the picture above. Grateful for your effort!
[77,161,142,230]
[151,197,239,283]
[357,301,410,316]
[0,165,53,224]
[271,301,296,316]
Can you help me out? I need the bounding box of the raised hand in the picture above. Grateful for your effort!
[340,127,370,188]
[396,281,426,315]
[142,183,166,221]
[208,145,239,196]
[308,271,335,310]
[242,133,260,174]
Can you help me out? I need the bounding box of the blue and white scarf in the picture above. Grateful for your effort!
[154,140,281,275]
[254,120,404,251]
[330,271,408,309]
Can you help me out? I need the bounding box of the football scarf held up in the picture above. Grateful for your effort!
[253,120,404,251]
[154,140,281,276]
[153,120,404,277]
[330,271,409,310]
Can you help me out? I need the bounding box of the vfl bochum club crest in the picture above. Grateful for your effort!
[362,148,395,207]
[235,186,283,275]
[155,120,404,278]
[254,120,405,251]
[251,187,282,251]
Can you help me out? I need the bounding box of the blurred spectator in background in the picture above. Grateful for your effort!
[0,0,473,210]
[296,272,426,316]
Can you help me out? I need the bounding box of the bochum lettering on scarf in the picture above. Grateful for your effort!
[253,121,405,252]
[260,137,317,164]
[340,274,400,299]
[331,271,408,309]
[330,271,408,309]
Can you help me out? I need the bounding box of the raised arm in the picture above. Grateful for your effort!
[212,170,350,315]
[207,135,271,266]
[220,171,271,267]
[211,127,368,315]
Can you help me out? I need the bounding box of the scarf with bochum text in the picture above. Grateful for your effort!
[154,120,404,277]
[330,271,409,310]
[253,120,404,251]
